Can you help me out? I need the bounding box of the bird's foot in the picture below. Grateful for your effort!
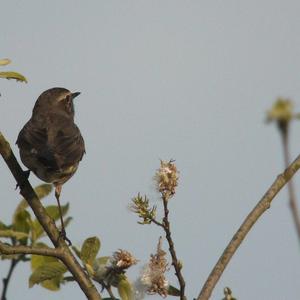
[58,228,72,246]
[15,170,30,190]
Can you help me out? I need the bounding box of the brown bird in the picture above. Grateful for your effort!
[16,87,85,244]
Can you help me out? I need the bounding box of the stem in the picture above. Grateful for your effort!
[162,196,186,300]
[279,122,300,243]
[1,257,21,300]
[150,218,164,228]
[103,284,116,300]
[197,153,300,300]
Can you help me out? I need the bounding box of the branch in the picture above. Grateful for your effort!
[162,197,186,300]
[1,256,22,300]
[150,217,164,228]
[279,123,300,243]
[0,241,62,257]
[0,132,101,300]
[197,153,300,300]
[102,283,116,300]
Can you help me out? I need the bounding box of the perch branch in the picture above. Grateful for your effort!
[0,132,101,300]
[197,153,300,300]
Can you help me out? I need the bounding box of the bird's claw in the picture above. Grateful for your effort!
[58,228,72,246]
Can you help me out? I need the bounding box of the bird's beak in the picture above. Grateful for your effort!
[71,92,81,99]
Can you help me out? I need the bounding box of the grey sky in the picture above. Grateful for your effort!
[1,1,300,299]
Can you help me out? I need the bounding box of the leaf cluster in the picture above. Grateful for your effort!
[0,58,27,83]
[0,184,72,290]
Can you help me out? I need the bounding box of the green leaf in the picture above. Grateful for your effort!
[81,236,101,265]
[29,261,67,288]
[0,71,27,83]
[63,216,72,227]
[13,210,31,232]
[31,203,69,241]
[0,58,11,66]
[0,229,28,240]
[31,243,58,270]
[41,277,61,291]
[12,210,31,244]
[92,256,110,283]
[117,277,133,300]
[168,285,181,296]
[63,276,75,282]
[44,203,69,220]
[14,184,53,219]
[0,221,8,230]
[71,245,81,259]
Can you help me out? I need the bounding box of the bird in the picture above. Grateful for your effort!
[16,87,85,244]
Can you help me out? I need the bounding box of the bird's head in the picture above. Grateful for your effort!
[33,87,81,118]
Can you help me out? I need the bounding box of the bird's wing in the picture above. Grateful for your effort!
[16,120,59,170]
[51,123,85,169]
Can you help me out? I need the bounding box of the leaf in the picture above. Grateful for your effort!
[0,58,11,66]
[13,210,31,232]
[168,285,181,296]
[12,210,31,244]
[63,276,75,282]
[44,203,69,220]
[31,203,69,241]
[117,277,133,300]
[81,236,101,265]
[86,263,94,276]
[71,245,81,259]
[0,229,28,240]
[14,184,53,220]
[29,261,67,288]
[41,277,61,291]
[92,256,110,283]
[0,71,27,83]
[31,243,58,270]
[57,216,72,231]
[0,220,8,230]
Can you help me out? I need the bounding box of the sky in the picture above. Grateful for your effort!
[1,1,300,299]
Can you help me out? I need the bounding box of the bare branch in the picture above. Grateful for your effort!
[162,197,186,300]
[279,123,300,243]
[197,154,300,300]
[0,132,101,300]
[150,217,164,228]
[1,256,22,300]
[0,241,62,258]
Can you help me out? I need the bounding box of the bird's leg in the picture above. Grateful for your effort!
[55,184,72,246]
[15,170,30,190]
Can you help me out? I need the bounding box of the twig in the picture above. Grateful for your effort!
[279,122,300,243]
[150,217,164,228]
[0,132,101,300]
[1,256,22,300]
[102,283,116,300]
[162,197,186,300]
[0,242,62,257]
[197,153,300,300]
